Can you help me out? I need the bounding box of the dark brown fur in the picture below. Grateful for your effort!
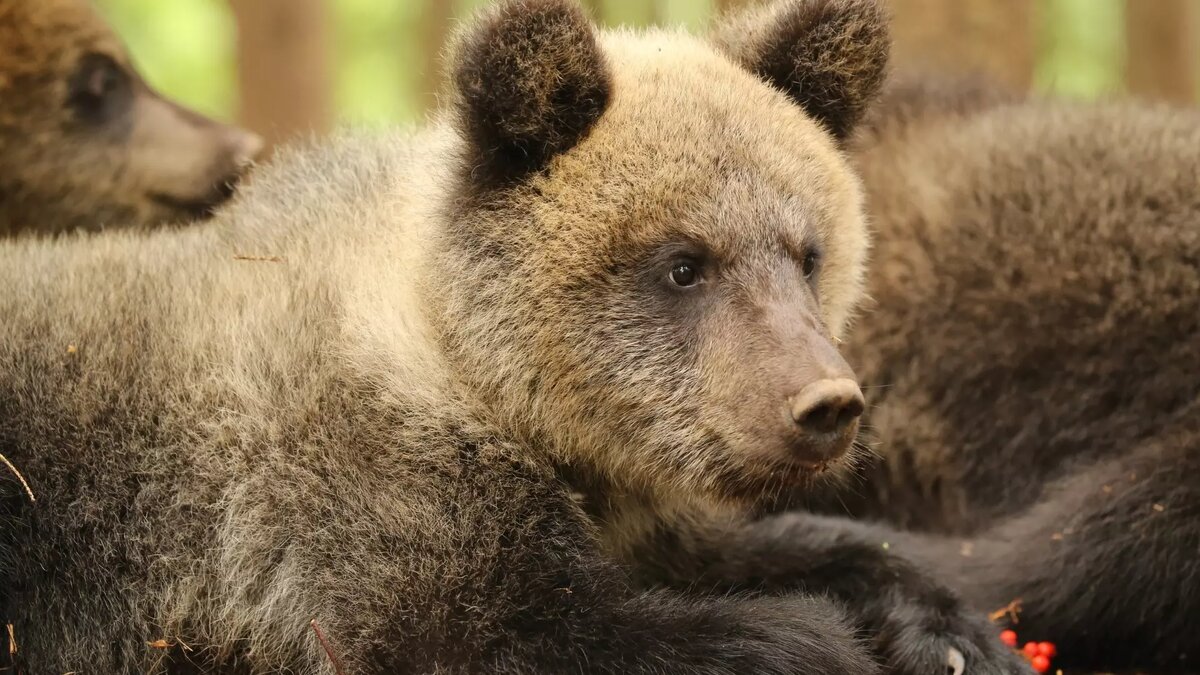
[805,76,1200,672]
[454,0,611,185]
[714,0,889,141]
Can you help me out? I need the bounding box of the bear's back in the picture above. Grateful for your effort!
[0,130,452,505]
[845,89,1200,529]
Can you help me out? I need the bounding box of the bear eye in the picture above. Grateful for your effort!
[67,53,133,126]
[668,260,701,287]
[801,250,820,279]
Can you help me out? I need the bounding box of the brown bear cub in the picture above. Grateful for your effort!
[0,0,262,236]
[804,76,1199,672]
[0,1,1028,673]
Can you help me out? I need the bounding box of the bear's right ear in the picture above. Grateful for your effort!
[451,0,611,186]
[713,0,889,142]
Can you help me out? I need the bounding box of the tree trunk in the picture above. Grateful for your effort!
[715,0,751,13]
[1125,0,1197,104]
[887,0,1037,91]
[419,0,456,114]
[229,0,334,151]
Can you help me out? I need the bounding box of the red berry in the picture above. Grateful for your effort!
[1022,641,1040,658]
[999,629,1018,647]
[1030,654,1051,673]
[1036,641,1057,658]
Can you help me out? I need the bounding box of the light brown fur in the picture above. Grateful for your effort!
[0,4,1026,673]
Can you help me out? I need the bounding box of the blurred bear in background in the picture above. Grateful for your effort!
[0,0,262,236]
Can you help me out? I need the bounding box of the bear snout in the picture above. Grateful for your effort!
[784,378,865,466]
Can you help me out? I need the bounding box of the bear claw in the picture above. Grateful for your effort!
[948,646,966,675]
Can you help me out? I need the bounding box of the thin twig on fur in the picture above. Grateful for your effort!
[310,619,346,675]
[232,254,285,263]
[988,598,1023,624]
[0,453,35,503]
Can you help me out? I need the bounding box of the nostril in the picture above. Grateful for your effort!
[799,401,841,434]
[839,395,865,426]
[215,178,237,201]
[790,378,865,435]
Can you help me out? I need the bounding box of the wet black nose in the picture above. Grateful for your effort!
[789,378,865,436]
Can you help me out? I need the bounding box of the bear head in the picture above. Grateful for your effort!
[435,0,888,510]
[0,0,263,235]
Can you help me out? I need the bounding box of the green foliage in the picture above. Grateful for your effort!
[1036,0,1124,99]
[98,0,235,119]
[334,0,412,125]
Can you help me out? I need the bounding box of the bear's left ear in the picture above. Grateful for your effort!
[713,0,889,142]
[451,0,611,186]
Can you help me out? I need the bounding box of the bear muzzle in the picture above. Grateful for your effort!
[786,377,864,466]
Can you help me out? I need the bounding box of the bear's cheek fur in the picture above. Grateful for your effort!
[0,96,146,225]
[454,229,849,506]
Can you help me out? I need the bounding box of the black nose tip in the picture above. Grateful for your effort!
[789,378,865,436]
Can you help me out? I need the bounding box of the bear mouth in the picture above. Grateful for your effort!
[149,181,237,221]
[771,456,839,484]
[713,455,846,505]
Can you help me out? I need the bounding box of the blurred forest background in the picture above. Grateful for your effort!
[96,0,1200,149]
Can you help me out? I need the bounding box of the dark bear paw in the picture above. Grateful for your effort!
[872,599,1033,674]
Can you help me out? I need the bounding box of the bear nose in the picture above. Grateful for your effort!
[789,378,865,436]
[227,128,265,169]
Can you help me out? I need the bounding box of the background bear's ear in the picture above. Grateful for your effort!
[713,0,889,142]
[451,0,611,185]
